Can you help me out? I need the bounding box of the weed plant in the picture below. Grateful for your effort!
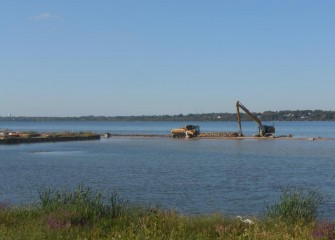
[38,183,129,226]
[265,186,324,224]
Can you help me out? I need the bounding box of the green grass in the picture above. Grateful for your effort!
[265,187,324,224]
[0,184,333,240]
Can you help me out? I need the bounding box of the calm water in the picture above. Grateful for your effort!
[0,121,335,218]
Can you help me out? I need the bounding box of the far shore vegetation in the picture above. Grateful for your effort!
[1,184,333,239]
[1,110,335,122]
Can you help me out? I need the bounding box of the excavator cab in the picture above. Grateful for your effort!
[259,124,275,137]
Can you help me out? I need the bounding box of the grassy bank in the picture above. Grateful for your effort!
[0,185,333,240]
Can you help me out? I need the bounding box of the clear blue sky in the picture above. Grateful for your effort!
[1,1,334,116]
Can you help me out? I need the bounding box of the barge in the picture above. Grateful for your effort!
[0,132,100,144]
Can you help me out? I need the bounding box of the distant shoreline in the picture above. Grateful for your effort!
[1,110,335,122]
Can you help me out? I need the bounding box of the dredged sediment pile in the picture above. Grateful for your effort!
[199,132,240,138]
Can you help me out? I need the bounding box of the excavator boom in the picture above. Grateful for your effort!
[236,101,275,137]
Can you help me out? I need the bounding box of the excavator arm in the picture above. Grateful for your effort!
[236,101,275,137]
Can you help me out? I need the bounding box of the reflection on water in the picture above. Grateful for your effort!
[30,150,86,156]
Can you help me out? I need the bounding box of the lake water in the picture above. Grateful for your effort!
[0,121,335,219]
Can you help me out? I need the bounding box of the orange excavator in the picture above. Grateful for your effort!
[236,101,275,137]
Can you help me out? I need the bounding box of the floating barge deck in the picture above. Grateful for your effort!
[0,134,101,144]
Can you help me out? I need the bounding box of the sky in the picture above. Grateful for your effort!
[1,1,334,117]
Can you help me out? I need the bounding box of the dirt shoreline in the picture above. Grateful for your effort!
[107,134,335,141]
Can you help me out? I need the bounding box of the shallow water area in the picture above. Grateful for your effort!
[0,121,335,219]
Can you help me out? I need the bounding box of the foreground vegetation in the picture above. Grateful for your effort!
[0,185,333,240]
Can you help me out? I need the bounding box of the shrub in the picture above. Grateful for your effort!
[38,183,129,226]
[265,187,324,224]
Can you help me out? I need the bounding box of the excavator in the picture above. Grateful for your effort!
[236,101,275,137]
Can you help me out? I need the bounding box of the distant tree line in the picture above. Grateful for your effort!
[0,110,335,122]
